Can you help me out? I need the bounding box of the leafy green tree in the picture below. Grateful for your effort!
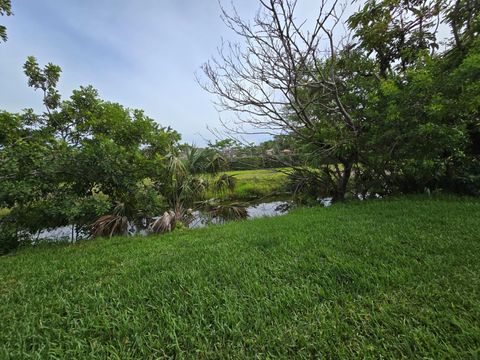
[1,57,180,251]
[348,0,443,77]
[203,0,479,200]
[0,0,12,43]
[347,0,480,196]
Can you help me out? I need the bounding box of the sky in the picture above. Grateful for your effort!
[0,1,344,145]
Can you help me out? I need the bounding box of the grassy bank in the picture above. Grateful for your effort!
[211,168,289,199]
[1,196,479,358]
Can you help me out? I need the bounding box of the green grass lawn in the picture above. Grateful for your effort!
[1,196,479,358]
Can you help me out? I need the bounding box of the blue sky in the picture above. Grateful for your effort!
[0,1,335,145]
[0,1,452,145]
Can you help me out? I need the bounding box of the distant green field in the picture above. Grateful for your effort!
[213,168,290,199]
[1,196,479,358]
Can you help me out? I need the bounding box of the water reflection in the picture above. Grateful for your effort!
[37,199,293,240]
[187,200,292,228]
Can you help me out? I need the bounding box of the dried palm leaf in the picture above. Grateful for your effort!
[91,214,128,238]
[149,210,177,234]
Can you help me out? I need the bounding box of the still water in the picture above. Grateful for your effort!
[37,198,302,242]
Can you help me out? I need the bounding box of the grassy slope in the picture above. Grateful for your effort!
[214,168,289,199]
[1,197,479,359]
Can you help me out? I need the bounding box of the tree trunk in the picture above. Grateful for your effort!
[332,162,353,202]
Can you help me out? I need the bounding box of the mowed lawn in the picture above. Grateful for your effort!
[1,197,479,358]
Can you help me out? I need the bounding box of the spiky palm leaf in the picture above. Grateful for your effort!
[91,214,128,238]
[149,210,176,234]
[214,173,236,194]
[198,199,248,221]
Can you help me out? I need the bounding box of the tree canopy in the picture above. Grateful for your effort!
[0,57,181,252]
[0,0,12,43]
[201,0,480,201]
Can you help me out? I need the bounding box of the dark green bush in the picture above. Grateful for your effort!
[286,168,334,200]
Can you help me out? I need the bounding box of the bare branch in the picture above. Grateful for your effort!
[198,0,353,145]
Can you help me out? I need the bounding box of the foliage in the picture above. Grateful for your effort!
[202,0,480,202]
[348,0,443,76]
[208,169,288,200]
[0,216,24,255]
[0,58,179,249]
[214,173,236,194]
[150,143,235,225]
[149,211,176,234]
[444,0,480,54]
[91,214,128,238]
[181,144,226,175]
[228,153,300,170]
[286,167,333,200]
[157,154,207,216]
[0,0,12,43]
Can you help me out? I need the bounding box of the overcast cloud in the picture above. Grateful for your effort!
[1,1,350,144]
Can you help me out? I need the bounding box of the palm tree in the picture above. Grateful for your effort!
[149,210,176,233]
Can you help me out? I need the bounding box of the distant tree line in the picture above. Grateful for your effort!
[205,137,301,170]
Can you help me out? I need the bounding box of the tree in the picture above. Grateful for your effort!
[348,0,443,77]
[1,57,180,251]
[0,0,12,43]
[201,0,480,201]
[200,0,361,201]
[445,0,480,55]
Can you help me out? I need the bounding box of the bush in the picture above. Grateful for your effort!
[0,217,27,255]
[286,168,334,200]
[214,174,237,194]
[0,230,19,255]
[443,157,480,196]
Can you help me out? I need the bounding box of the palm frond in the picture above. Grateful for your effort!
[91,214,128,238]
[149,210,177,234]
[214,173,237,194]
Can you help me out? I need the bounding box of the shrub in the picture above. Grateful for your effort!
[286,168,333,200]
[0,217,28,255]
[214,174,237,194]
[91,214,129,238]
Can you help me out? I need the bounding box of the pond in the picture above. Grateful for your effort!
[36,197,304,242]
[187,198,293,228]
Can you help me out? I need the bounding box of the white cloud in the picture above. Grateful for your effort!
[0,1,331,144]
